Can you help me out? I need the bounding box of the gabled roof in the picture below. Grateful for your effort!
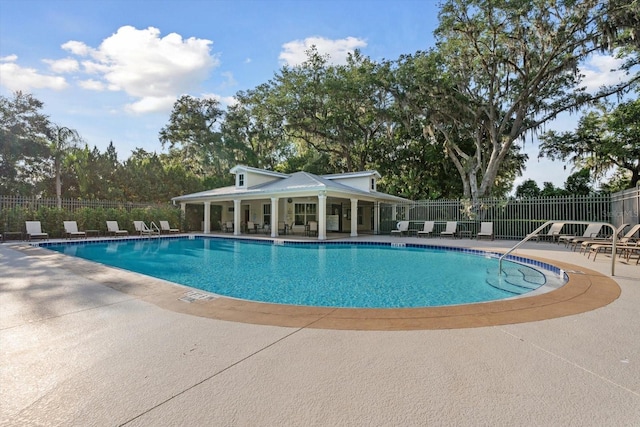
[172,169,409,203]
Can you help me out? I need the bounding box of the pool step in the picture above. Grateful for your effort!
[485,266,545,295]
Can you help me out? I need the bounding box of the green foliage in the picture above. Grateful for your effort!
[515,179,541,199]
[539,98,640,189]
[564,169,593,196]
[0,205,182,237]
[430,0,638,201]
[0,92,50,196]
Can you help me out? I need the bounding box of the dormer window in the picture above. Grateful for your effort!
[238,173,245,187]
[370,178,376,191]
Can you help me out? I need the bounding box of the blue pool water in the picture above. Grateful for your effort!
[44,237,564,308]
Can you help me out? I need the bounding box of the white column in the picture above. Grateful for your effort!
[203,201,211,233]
[374,202,380,235]
[233,199,241,236]
[271,197,279,237]
[350,198,358,237]
[318,192,327,240]
[391,204,397,221]
[180,202,186,230]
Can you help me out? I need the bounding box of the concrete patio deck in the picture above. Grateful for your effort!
[1,235,639,426]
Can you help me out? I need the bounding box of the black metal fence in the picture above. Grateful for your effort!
[380,191,638,239]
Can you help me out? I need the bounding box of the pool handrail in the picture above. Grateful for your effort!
[499,220,617,276]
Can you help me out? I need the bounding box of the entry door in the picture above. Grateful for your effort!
[243,206,250,224]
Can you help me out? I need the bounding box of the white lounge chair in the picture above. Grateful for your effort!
[25,221,48,240]
[588,224,640,260]
[106,221,128,237]
[558,223,603,247]
[307,221,317,237]
[246,221,257,234]
[63,221,86,239]
[440,221,457,238]
[390,221,409,236]
[417,221,435,238]
[577,223,629,253]
[159,220,179,234]
[476,222,494,240]
[134,221,159,236]
[533,222,565,242]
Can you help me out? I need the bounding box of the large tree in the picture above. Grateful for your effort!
[269,48,391,173]
[428,0,639,202]
[539,98,640,188]
[0,92,49,196]
[379,50,527,199]
[159,95,231,187]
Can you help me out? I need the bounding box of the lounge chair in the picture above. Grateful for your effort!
[25,221,48,241]
[223,221,233,232]
[588,224,640,260]
[278,222,286,234]
[106,221,128,237]
[246,221,257,234]
[577,223,630,253]
[307,221,317,237]
[159,220,179,234]
[476,222,494,240]
[390,221,409,236]
[133,221,159,236]
[417,221,435,238]
[440,221,457,238]
[63,221,86,239]
[558,223,603,247]
[533,222,565,242]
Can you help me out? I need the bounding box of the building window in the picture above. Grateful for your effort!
[294,203,317,225]
[371,178,376,191]
[357,207,364,225]
[238,173,245,187]
[263,203,271,226]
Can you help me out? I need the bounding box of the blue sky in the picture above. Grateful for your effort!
[0,0,629,190]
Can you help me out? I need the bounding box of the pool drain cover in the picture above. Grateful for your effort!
[179,290,217,303]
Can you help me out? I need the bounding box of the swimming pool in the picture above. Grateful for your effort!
[43,237,566,308]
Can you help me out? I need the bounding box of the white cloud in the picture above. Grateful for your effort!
[580,53,628,92]
[78,79,106,91]
[62,40,92,56]
[44,57,79,73]
[1,54,18,62]
[0,59,68,92]
[63,25,219,113]
[125,95,177,114]
[202,92,237,107]
[279,36,367,66]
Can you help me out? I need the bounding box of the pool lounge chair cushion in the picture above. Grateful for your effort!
[390,221,409,236]
[476,222,494,240]
[587,224,640,260]
[440,221,457,238]
[417,221,435,238]
[63,221,86,239]
[106,221,129,236]
[558,223,603,247]
[25,221,48,240]
[533,222,565,242]
[577,223,631,253]
[160,221,179,234]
